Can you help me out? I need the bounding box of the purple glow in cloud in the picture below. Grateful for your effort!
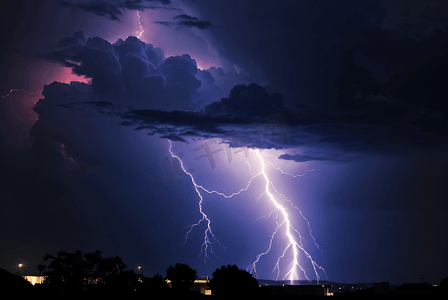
[3,0,447,286]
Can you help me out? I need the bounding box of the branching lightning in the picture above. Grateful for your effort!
[136,11,144,39]
[1,88,33,99]
[265,159,315,178]
[247,151,326,282]
[167,140,326,282]
[168,140,223,262]
[1,88,40,134]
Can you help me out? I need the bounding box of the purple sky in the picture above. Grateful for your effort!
[1,0,447,285]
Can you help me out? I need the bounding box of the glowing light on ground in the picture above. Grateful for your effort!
[167,140,326,282]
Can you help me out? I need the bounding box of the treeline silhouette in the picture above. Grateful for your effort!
[2,249,259,297]
[3,250,447,297]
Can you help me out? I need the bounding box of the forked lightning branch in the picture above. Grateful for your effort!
[167,140,326,283]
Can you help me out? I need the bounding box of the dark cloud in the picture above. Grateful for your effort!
[155,14,212,29]
[123,0,172,10]
[35,1,448,155]
[38,32,215,111]
[160,135,188,143]
[204,83,284,118]
[119,94,447,156]
[3,1,448,285]
[59,0,172,20]
[176,20,212,29]
[174,14,197,21]
[36,30,258,113]
[154,21,174,27]
[385,31,448,135]
[180,0,448,137]
[206,67,251,98]
[60,1,123,20]
[82,101,114,108]
[117,83,289,149]
[379,0,448,39]
[278,154,332,163]
[35,13,448,157]
[173,14,212,29]
[178,0,389,111]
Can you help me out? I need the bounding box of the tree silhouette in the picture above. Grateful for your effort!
[142,273,170,294]
[438,277,448,294]
[208,264,259,296]
[104,269,144,293]
[0,268,33,292]
[165,263,197,294]
[37,250,127,293]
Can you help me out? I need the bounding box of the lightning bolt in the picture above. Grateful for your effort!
[1,88,40,134]
[136,11,144,39]
[247,151,326,283]
[1,88,33,99]
[168,140,223,262]
[265,158,315,178]
[167,139,325,282]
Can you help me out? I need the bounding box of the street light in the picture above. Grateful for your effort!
[18,263,23,276]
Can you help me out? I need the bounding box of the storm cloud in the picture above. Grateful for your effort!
[2,0,448,285]
[155,14,212,29]
[278,154,333,163]
[59,0,172,20]
[38,31,231,111]
[36,0,448,160]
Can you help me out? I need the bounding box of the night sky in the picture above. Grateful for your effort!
[1,0,447,285]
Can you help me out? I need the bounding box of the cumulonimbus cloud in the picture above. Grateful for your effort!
[34,29,448,165]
